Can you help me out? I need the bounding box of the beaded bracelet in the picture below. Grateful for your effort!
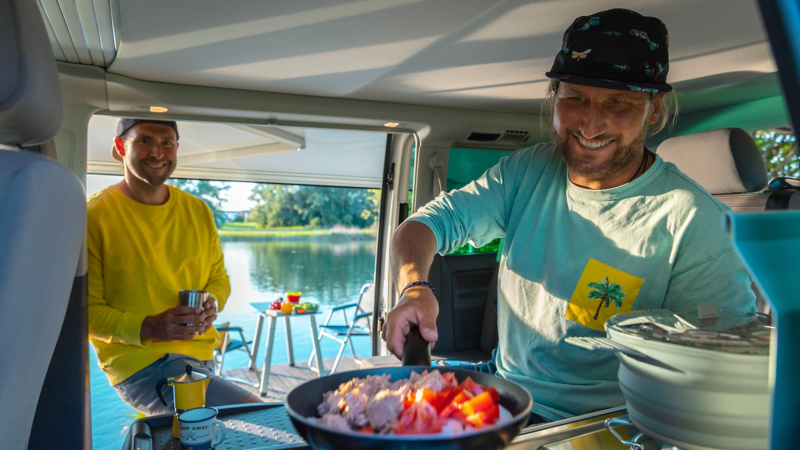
[401,280,435,297]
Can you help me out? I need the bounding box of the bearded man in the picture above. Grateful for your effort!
[87,119,261,415]
[382,9,755,425]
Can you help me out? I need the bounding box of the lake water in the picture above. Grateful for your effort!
[90,239,376,450]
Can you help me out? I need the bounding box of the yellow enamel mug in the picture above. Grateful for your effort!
[156,365,210,438]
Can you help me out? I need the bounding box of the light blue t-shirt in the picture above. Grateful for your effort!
[408,143,755,421]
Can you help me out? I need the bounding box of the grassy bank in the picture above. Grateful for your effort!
[218,223,376,241]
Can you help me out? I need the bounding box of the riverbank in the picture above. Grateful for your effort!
[217,224,376,241]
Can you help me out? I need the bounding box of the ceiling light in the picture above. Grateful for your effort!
[150,106,169,113]
[384,122,400,127]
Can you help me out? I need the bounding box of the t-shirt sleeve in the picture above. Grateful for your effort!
[663,245,756,313]
[407,148,532,255]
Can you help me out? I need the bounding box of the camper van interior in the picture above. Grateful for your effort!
[2,0,800,449]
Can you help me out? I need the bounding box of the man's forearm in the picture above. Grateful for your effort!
[390,221,438,294]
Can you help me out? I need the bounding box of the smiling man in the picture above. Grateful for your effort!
[87,119,261,415]
[383,9,755,424]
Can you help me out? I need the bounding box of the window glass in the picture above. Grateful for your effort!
[753,130,797,179]
[446,147,513,191]
[446,148,514,255]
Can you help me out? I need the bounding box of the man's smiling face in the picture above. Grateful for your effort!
[121,123,178,187]
[553,82,660,183]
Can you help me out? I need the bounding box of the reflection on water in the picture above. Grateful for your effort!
[247,240,376,306]
[91,239,376,450]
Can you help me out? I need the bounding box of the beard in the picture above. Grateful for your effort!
[128,158,174,187]
[554,126,647,182]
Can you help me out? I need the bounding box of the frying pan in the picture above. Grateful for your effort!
[284,327,533,450]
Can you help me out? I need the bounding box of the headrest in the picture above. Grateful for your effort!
[657,128,768,194]
[0,0,64,146]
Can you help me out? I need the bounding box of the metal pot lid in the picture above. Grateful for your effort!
[607,309,771,356]
[174,365,208,384]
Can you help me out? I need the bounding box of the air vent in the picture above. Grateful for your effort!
[466,132,502,142]
[461,126,533,146]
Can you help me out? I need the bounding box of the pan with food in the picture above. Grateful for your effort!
[284,327,533,450]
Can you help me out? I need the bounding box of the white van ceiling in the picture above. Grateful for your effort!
[86,115,387,187]
[40,0,775,114]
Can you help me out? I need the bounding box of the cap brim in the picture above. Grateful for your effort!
[545,72,672,93]
[111,145,123,162]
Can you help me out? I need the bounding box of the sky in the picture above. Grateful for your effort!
[86,174,257,211]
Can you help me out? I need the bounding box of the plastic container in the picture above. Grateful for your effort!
[605,310,771,450]
[286,292,301,303]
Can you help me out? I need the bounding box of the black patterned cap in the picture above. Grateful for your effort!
[545,8,672,93]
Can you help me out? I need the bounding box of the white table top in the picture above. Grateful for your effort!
[249,302,321,317]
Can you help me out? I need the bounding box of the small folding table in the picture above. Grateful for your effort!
[248,302,325,397]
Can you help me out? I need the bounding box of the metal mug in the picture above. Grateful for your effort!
[179,290,209,326]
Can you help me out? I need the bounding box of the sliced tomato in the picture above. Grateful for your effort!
[402,391,414,410]
[439,391,470,419]
[415,388,437,404]
[458,377,477,394]
[450,409,468,426]
[484,386,500,403]
[462,391,495,415]
[357,425,374,434]
[466,404,500,428]
[428,388,452,412]
[394,401,442,435]
[442,372,457,387]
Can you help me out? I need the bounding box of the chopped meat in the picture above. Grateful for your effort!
[317,391,345,416]
[413,370,454,392]
[343,390,369,428]
[366,386,408,432]
[337,374,392,397]
[315,413,351,433]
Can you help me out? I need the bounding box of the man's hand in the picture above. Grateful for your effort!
[197,297,218,335]
[140,306,205,342]
[381,286,439,359]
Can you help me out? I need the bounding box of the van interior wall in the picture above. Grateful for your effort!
[649,72,790,148]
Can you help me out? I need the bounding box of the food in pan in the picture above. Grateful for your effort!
[308,370,512,435]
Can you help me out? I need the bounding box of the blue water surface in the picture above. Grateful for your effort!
[90,240,376,450]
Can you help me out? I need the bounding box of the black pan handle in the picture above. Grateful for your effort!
[402,326,431,366]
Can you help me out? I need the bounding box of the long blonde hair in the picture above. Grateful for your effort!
[540,80,679,137]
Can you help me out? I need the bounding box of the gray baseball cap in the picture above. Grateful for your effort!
[111,119,179,161]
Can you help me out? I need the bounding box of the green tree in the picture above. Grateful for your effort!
[587,277,626,320]
[754,130,798,179]
[249,184,381,229]
[167,179,230,227]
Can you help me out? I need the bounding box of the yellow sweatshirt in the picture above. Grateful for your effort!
[87,185,231,385]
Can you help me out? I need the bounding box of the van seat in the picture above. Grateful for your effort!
[657,128,768,198]
[658,128,781,314]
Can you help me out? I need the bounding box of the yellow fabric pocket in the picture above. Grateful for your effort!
[565,258,644,331]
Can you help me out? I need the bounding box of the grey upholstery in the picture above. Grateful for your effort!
[0,0,86,448]
[0,0,64,146]
[657,128,768,195]
[0,152,86,450]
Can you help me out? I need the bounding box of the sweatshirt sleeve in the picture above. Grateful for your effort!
[87,229,149,347]
[407,148,530,255]
[203,207,231,311]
